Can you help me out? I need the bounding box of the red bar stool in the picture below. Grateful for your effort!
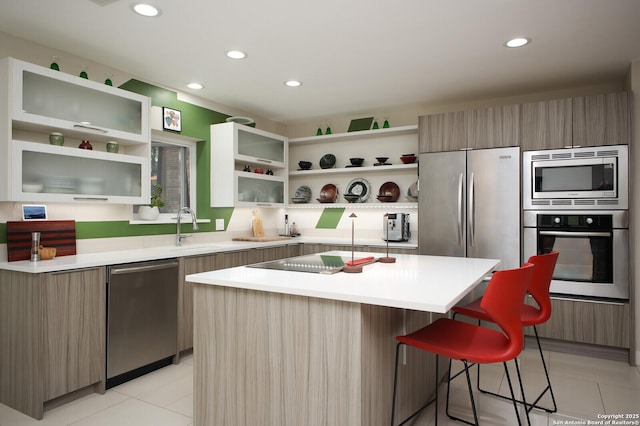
[390,263,534,426]
[452,251,559,414]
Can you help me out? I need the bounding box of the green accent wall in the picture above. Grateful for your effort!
[316,208,345,229]
[63,80,234,239]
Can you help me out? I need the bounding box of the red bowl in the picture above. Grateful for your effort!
[400,155,417,164]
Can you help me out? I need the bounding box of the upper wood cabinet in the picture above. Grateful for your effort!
[520,98,573,151]
[572,92,630,147]
[419,111,465,152]
[466,104,521,149]
[419,105,520,153]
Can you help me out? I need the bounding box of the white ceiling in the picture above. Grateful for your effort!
[1,0,640,125]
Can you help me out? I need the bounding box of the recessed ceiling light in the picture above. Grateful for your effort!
[226,50,246,59]
[285,80,302,87]
[504,37,531,48]
[132,3,161,17]
[187,82,203,90]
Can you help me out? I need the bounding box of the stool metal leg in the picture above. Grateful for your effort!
[446,359,480,426]
[477,326,557,413]
[390,343,438,426]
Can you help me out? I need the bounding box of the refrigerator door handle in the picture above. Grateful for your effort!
[468,172,475,246]
[457,173,463,244]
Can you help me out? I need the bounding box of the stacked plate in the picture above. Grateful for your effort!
[45,176,77,194]
[291,185,312,203]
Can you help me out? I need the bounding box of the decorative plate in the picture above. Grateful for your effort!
[406,181,419,200]
[345,178,371,203]
[293,185,312,201]
[319,153,336,169]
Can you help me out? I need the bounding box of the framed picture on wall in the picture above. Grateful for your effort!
[162,107,182,132]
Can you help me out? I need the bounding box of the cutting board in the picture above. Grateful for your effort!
[232,236,293,242]
[6,220,77,262]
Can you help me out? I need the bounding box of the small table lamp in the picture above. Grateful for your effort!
[379,213,396,263]
[343,213,363,273]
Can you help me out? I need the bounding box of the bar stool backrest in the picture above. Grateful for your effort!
[480,262,534,360]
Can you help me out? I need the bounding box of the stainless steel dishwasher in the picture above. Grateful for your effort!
[106,259,179,388]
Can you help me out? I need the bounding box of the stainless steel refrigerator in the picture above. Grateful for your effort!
[418,147,520,270]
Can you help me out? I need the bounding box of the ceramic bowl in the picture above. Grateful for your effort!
[376,194,394,202]
[349,157,364,166]
[22,183,44,193]
[378,181,400,202]
[319,154,336,169]
[106,141,119,153]
[343,193,360,203]
[298,161,312,170]
[318,183,337,202]
[375,156,389,164]
[49,132,64,146]
[400,154,417,164]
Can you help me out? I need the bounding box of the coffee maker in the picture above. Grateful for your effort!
[383,213,410,242]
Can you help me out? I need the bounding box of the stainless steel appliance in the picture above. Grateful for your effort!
[523,210,629,299]
[523,145,628,210]
[418,147,520,270]
[383,213,410,242]
[106,259,179,388]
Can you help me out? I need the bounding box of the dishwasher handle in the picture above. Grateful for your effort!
[109,261,179,276]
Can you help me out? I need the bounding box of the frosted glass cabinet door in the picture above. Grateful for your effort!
[11,59,149,143]
[235,173,285,206]
[14,141,146,203]
[236,127,286,166]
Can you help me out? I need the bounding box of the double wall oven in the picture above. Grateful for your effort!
[522,145,629,300]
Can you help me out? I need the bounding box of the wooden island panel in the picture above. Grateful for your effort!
[193,285,435,426]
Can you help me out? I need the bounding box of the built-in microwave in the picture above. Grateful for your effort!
[523,145,628,210]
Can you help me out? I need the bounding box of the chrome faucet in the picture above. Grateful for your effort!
[176,207,199,246]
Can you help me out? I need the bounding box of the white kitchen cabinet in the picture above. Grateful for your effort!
[13,140,147,203]
[210,122,288,208]
[289,125,419,206]
[0,57,151,203]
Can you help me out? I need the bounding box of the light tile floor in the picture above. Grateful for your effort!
[1,349,639,425]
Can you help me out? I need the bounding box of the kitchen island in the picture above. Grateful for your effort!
[187,251,499,426]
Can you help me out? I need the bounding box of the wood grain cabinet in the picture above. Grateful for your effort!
[0,267,105,420]
[420,105,521,153]
[525,298,630,349]
[419,111,466,152]
[572,92,630,147]
[520,98,573,151]
[178,245,302,353]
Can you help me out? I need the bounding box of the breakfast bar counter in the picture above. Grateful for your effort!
[187,252,499,426]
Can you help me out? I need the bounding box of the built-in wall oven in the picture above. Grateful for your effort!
[523,210,629,300]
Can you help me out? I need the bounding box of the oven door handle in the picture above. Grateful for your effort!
[539,230,612,238]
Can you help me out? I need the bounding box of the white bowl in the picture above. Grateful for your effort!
[22,183,44,193]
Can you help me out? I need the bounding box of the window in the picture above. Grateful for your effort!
[135,136,196,219]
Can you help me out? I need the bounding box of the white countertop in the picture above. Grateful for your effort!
[0,237,416,273]
[186,251,500,313]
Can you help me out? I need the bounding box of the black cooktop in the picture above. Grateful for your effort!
[247,254,346,274]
